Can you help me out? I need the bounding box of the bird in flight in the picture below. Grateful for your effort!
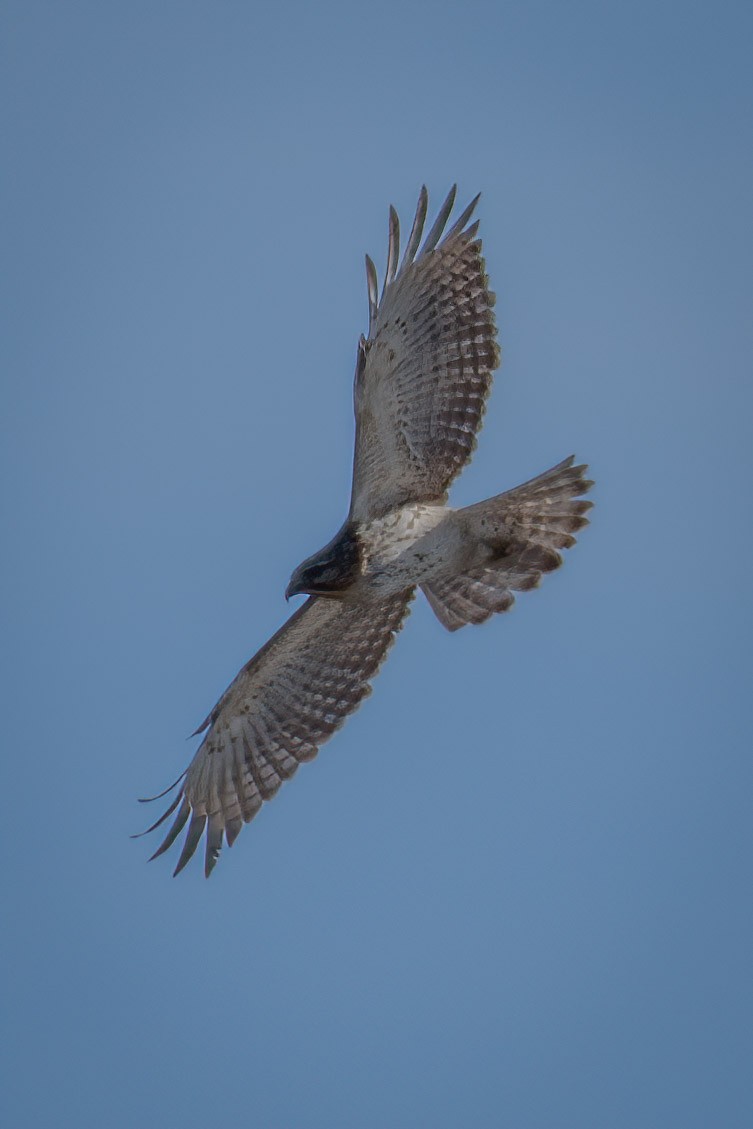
[138,185,593,877]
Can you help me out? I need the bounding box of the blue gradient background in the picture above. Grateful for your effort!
[3,2,752,1126]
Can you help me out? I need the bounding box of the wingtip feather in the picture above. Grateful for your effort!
[137,771,186,803]
[204,813,224,878]
[382,205,400,298]
[132,788,184,839]
[419,184,457,257]
[443,191,481,242]
[172,812,207,877]
[401,185,428,269]
[148,796,191,862]
[365,254,378,335]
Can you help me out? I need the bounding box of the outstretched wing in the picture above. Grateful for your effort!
[140,591,413,876]
[350,186,500,522]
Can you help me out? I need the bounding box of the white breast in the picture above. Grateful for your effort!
[357,503,458,591]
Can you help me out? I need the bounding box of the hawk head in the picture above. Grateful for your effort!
[286,523,361,599]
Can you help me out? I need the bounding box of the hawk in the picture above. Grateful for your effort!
[139,185,593,876]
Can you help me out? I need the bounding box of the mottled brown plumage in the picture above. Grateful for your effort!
[139,186,593,876]
[351,185,498,521]
[141,594,412,876]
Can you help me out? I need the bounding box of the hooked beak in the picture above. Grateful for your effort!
[285,575,303,602]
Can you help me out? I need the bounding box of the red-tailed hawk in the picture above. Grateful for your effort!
[138,186,593,876]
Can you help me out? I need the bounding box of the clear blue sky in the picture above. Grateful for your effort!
[3,2,752,1126]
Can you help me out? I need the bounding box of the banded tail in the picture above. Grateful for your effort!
[422,457,593,631]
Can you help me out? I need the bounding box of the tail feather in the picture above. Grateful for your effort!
[424,570,516,631]
[422,456,593,631]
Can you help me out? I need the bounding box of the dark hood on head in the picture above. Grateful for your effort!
[286,521,362,599]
